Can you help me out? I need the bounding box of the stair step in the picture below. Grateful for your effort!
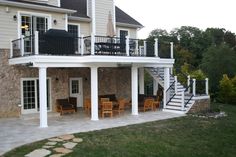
[168,102,182,106]
[164,106,186,111]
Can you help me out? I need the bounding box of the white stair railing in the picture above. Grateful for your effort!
[193,79,196,96]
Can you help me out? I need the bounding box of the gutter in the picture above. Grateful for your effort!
[0,0,76,14]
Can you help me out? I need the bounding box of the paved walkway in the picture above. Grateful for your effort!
[0,111,185,155]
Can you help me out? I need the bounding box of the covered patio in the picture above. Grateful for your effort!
[0,110,184,155]
[9,55,174,128]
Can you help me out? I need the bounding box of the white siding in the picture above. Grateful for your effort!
[0,6,66,49]
[22,0,58,6]
[95,0,114,36]
[116,27,137,39]
[68,20,91,36]
[48,0,59,7]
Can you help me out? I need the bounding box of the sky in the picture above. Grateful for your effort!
[115,0,236,38]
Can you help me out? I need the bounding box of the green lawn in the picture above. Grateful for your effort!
[4,103,236,157]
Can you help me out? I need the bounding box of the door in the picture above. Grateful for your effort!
[21,15,48,54]
[21,78,51,114]
[70,78,83,108]
[68,24,80,54]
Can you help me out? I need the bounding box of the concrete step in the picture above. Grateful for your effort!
[20,112,60,120]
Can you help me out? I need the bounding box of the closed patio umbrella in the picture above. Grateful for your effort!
[106,11,116,37]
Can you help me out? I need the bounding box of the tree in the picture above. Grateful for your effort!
[201,44,236,92]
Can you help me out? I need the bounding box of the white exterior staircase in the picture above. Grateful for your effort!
[146,67,195,114]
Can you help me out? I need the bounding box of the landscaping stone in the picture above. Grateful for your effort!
[63,142,77,149]
[25,149,51,157]
[45,141,57,146]
[42,145,55,149]
[58,134,75,140]
[53,147,73,154]
[49,154,64,157]
[73,138,83,143]
[48,138,64,142]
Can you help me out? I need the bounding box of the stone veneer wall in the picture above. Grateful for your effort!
[0,49,131,118]
[188,98,210,113]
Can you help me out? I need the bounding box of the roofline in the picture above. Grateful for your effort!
[0,0,76,14]
[116,22,144,29]
[68,16,91,22]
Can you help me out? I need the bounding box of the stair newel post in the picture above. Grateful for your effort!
[181,91,185,111]
[20,35,25,56]
[174,76,178,94]
[170,42,174,59]
[34,31,39,55]
[126,36,130,56]
[187,75,191,93]
[205,78,209,96]
[154,38,158,57]
[193,79,196,96]
[80,34,84,55]
[143,40,147,56]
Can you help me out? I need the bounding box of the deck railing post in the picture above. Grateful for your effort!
[34,31,39,55]
[126,36,130,56]
[181,91,185,111]
[187,75,191,93]
[135,40,139,55]
[205,78,209,95]
[170,42,174,59]
[80,34,84,55]
[20,35,24,56]
[10,40,13,58]
[144,40,147,56]
[174,76,178,94]
[193,79,196,96]
[155,38,158,57]
[91,33,95,55]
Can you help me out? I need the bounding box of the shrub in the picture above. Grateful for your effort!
[218,74,236,104]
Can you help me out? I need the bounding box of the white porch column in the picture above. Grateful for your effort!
[39,67,48,128]
[91,67,99,121]
[187,75,191,93]
[126,36,130,56]
[132,66,138,115]
[154,38,158,57]
[163,67,170,109]
[91,33,95,55]
[139,68,144,94]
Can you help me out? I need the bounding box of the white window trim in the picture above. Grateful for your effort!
[117,28,130,37]
[68,23,81,37]
[17,11,52,38]
[20,77,52,114]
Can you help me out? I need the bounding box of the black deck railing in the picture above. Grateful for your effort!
[10,33,174,59]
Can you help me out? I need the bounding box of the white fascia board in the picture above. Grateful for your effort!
[9,55,174,68]
[68,16,91,22]
[116,22,143,29]
[0,0,76,14]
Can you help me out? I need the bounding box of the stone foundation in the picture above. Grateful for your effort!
[188,98,210,113]
[0,49,131,118]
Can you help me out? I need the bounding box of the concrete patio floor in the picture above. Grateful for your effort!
[0,110,185,155]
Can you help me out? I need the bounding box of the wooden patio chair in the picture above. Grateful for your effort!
[143,98,154,112]
[113,98,126,115]
[84,98,91,115]
[101,101,113,118]
[56,99,76,115]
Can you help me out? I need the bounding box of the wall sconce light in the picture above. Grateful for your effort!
[53,19,57,25]
[13,15,17,21]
